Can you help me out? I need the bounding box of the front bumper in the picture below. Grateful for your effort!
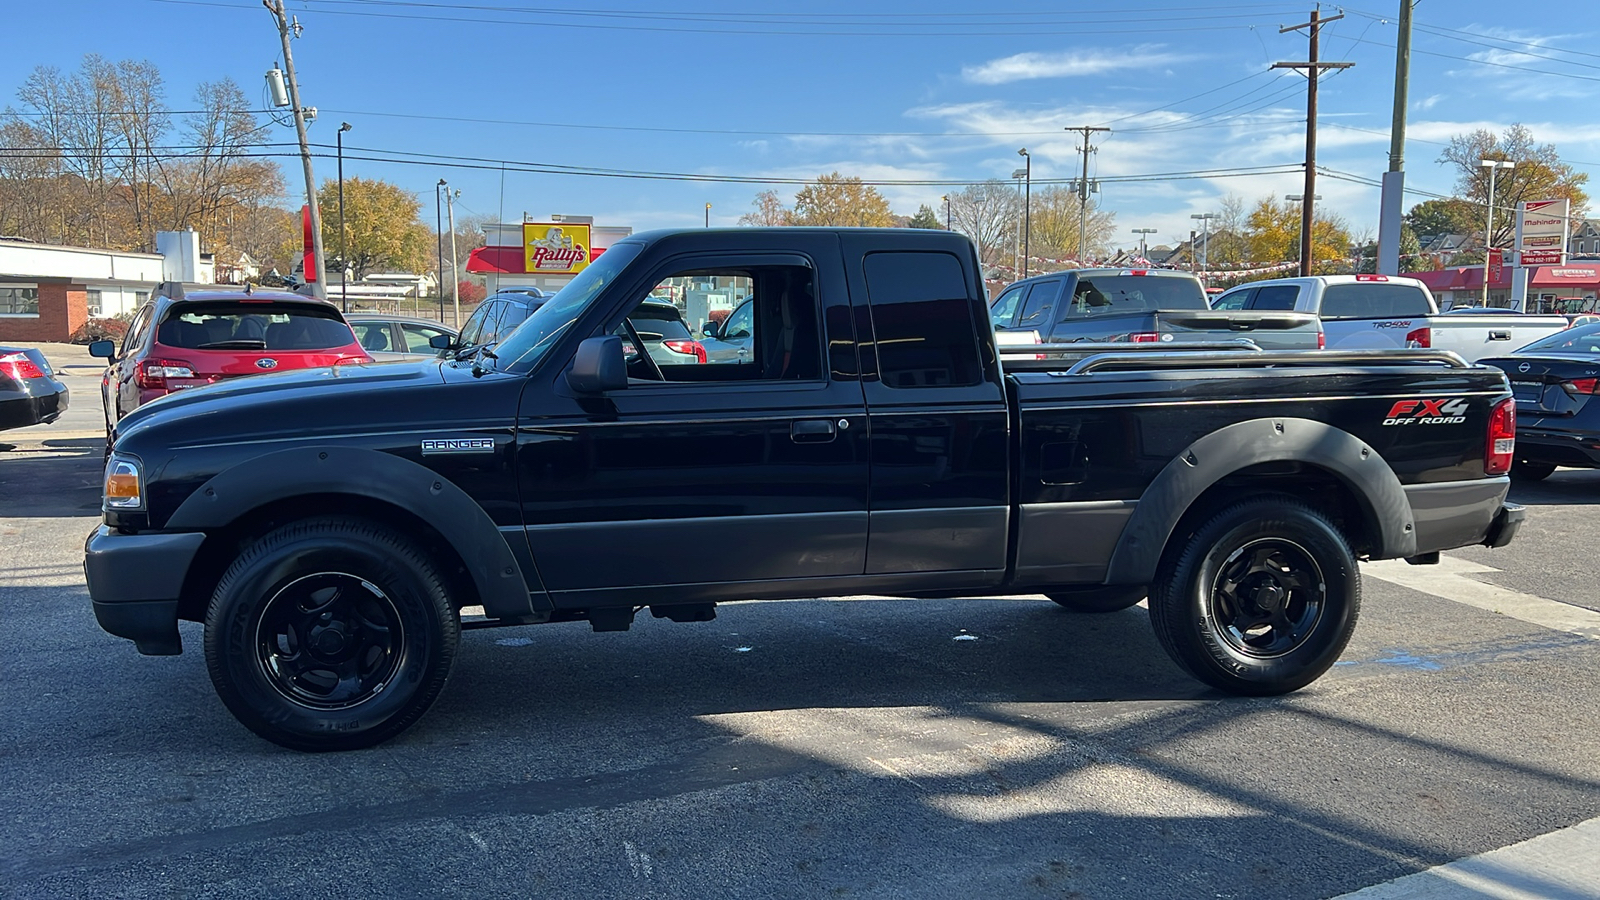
[83,525,205,656]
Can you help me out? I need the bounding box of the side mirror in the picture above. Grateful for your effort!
[88,340,116,360]
[701,321,719,339]
[567,335,628,394]
[428,333,455,351]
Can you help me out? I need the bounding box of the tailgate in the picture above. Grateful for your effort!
[1156,310,1322,350]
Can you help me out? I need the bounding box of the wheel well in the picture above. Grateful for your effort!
[1161,462,1379,568]
[175,493,480,622]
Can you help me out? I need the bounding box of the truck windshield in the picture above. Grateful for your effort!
[496,242,643,373]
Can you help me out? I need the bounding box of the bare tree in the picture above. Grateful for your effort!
[948,180,1020,271]
[737,190,791,226]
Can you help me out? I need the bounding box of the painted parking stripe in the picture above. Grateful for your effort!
[1363,556,1600,641]
[1333,814,1600,899]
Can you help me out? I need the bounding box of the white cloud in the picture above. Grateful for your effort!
[1413,94,1444,112]
[962,45,1187,85]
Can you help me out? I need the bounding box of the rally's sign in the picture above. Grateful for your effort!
[1518,199,1569,266]
[523,223,591,275]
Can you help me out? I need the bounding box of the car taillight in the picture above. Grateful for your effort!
[0,352,45,380]
[1130,333,1161,343]
[135,359,195,389]
[1563,378,1600,395]
[1486,397,1515,476]
[1317,331,1326,350]
[1405,326,1431,348]
[663,339,708,364]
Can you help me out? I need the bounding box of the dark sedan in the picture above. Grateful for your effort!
[1481,322,1600,481]
[0,345,69,431]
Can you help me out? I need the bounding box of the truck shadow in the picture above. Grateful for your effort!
[1507,467,1600,507]
[0,437,105,517]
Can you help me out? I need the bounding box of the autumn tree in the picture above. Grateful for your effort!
[906,204,943,230]
[1440,124,1590,250]
[1026,185,1116,264]
[1244,195,1352,272]
[738,190,791,226]
[318,176,432,279]
[790,172,896,227]
[1405,198,1479,241]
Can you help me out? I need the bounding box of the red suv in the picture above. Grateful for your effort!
[91,284,370,441]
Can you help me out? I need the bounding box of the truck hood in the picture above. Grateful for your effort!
[116,358,449,446]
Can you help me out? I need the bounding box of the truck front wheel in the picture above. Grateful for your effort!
[202,516,460,751]
[1149,497,1359,696]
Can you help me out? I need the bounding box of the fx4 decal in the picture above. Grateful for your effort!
[1384,398,1468,426]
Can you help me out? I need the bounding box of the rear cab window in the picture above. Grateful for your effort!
[1068,275,1207,316]
[863,251,983,388]
[155,302,355,351]
[1318,283,1432,319]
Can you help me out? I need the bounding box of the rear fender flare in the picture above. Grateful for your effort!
[166,446,543,618]
[1104,417,1414,584]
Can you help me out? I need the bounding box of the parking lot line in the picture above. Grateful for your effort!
[1363,556,1600,641]
[1333,814,1600,899]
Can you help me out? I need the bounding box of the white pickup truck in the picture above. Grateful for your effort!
[1209,274,1569,362]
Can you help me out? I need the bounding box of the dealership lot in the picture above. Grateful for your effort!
[3,351,1599,899]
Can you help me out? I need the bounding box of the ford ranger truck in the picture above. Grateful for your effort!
[85,228,1524,751]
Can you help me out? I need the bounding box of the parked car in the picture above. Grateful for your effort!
[85,227,1521,752]
[618,298,705,366]
[1479,322,1600,481]
[990,268,1322,350]
[700,297,754,363]
[89,283,371,441]
[0,345,69,431]
[347,314,457,362]
[442,290,553,357]
[1209,274,1570,362]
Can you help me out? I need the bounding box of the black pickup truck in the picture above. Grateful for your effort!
[85,228,1523,751]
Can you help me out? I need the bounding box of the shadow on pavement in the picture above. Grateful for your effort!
[0,437,105,517]
[1507,467,1600,507]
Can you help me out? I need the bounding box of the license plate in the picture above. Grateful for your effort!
[1511,381,1542,401]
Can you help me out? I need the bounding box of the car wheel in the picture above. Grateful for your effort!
[203,516,459,751]
[1045,585,1147,613]
[1148,496,1359,696]
[1511,461,1556,482]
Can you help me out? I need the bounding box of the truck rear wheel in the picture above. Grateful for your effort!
[1046,586,1146,613]
[1149,497,1359,696]
[202,516,459,752]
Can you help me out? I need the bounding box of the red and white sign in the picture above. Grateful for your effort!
[1518,199,1569,266]
[1488,248,1503,284]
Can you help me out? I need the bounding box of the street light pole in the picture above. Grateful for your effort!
[1131,228,1157,262]
[942,194,951,230]
[1017,148,1031,279]
[1191,213,1216,286]
[705,203,711,228]
[435,180,446,323]
[446,187,460,329]
[337,122,351,312]
[1481,158,1515,307]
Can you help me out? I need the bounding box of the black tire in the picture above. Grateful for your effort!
[203,516,460,751]
[1046,585,1147,613]
[1511,461,1556,482]
[1148,496,1359,696]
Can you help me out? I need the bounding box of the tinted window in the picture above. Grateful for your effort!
[497,300,534,337]
[1069,275,1207,315]
[1017,280,1062,330]
[863,251,982,389]
[1319,283,1432,318]
[123,305,153,354]
[989,284,1027,328]
[1517,323,1600,355]
[721,300,753,339]
[155,303,354,351]
[458,301,497,347]
[1251,285,1300,310]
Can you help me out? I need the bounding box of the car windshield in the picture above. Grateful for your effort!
[155,302,354,350]
[1517,322,1600,355]
[497,242,644,373]
[628,305,692,341]
[1071,274,1207,313]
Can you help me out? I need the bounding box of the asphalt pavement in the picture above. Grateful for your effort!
[2,347,1598,900]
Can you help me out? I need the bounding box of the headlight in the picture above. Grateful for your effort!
[104,454,144,511]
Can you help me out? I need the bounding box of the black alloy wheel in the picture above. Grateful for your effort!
[204,516,459,751]
[1511,461,1556,482]
[1149,496,1359,695]
[1045,585,1147,613]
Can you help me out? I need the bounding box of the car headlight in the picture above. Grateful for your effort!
[103,453,144,511]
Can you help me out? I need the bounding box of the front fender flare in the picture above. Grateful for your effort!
[1104,417,1414,584]
[166,446,543,618]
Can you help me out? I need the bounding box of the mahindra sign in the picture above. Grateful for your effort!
[1518,199,1569,266]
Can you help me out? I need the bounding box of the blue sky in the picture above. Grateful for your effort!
[4,0,1598,251]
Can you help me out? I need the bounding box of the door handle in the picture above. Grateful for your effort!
[1489,330,1512,341]
[791,419,837,443]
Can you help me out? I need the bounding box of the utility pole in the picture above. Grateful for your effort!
[264,0,327,300]
[1377,0,1415,274]
[337,122,350,312]
[1018,148,1032,278]
[1066,125,1110,263]
[435,180,445,323]
[445,187,460,328]
[1274,8,1353,277]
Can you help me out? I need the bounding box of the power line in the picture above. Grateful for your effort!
[1343,7,1600,64]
